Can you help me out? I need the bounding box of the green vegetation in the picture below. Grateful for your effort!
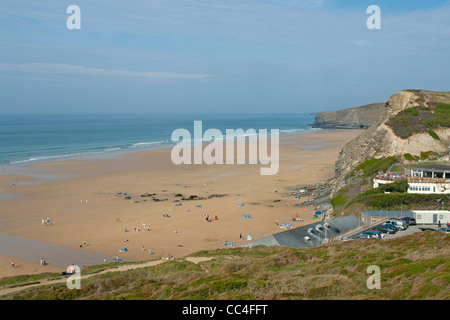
[403,153,415,161]
[0,273,62,289]
[349,193,450,211]
[405,107,419,116]
[387,103,450,139]
[392,160,450,173]
[2,232,448,300]
[350,156,397,178]
[330,193,347,209]
[330,186,349,209]
[345,179,409,209]
[403,151,437,162]
[428,129,440,141]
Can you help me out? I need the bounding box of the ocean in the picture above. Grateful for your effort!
[0,113,318,165]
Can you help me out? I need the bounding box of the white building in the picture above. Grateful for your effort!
[410,165,450,179]
[407,165,450,194]
[407,177,450,194]
[412,210,450,225]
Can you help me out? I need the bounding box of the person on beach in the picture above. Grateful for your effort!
[11,261,15,268]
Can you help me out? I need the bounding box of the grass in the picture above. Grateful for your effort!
[350,156,398,179]
[386,103,450,139]
[347,193,450,211]
[428,129,440,140]
[2,232,449,300]
[392,160,450,173]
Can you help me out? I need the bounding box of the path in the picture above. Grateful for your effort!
[0,233,127,268]
[0,257,213,298]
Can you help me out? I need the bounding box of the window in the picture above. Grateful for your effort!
[417,214,421,220]
[439,215,444,219]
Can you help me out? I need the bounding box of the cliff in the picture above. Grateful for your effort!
[332,90,450,195]
[313,102,385,129]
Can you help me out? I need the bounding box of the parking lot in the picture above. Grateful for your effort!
[342,221,448,241]
[382,224,422,239]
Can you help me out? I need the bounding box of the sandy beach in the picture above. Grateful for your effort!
[0,129,363,278]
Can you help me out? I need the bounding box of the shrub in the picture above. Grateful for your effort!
[427,129,440,141]
[353,156,397,178]
[387,102,450,139]
[405,107,419,116]
[330,194,348,209]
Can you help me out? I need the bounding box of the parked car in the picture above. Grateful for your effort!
[401,217,416,225]
[366,230,383,238]
[341,235,360,241]
[381,223,399,232]
[357,232,373,239]
[374,225,396,234]
[385,219,408,230]
[438,228,450,234]
[359,231,381,239]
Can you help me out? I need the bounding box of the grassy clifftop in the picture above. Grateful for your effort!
[2,231,448,300]
[386,102,450,140]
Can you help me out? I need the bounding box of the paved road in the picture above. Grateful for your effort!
[0,233,126,268]
[376,224,443,239]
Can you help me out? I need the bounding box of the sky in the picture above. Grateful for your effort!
[0,0,449,114]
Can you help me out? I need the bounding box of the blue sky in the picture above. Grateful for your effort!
[0,0,449,114]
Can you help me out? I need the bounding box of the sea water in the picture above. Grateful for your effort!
[0,113,318,165]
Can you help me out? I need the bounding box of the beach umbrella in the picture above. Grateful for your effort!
[315,210,322,215]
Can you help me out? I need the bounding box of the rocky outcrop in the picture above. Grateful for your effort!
[331,90,450,194]
[313,102,385,129]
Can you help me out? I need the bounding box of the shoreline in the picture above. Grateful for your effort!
[0,118,322,168]
[0,129,364,278]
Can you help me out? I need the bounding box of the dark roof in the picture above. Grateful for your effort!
[411,165,450,173]
[243,216,364,249]
[362,211,413,218]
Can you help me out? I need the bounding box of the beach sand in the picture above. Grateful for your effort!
[0,129,363,278]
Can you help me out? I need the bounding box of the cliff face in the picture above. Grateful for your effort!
[313,102,385,129]
[332,90,450,194]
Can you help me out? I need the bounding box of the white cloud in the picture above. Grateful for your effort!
[0,62,212,80]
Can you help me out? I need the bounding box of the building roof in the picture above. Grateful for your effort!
[243,216,364,249]
[411,165,450,173]
[362,210,413,217]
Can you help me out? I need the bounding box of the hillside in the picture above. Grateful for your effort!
[327,90,450,212]
[1,231,448,300]
[333,90,450,190]
[312,102,385,129]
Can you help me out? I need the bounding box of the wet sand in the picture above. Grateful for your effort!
[0,129,363,278]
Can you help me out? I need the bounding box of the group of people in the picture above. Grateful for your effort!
[437,220,450,228]
[204,214,219,222]
[41,217,52,226]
